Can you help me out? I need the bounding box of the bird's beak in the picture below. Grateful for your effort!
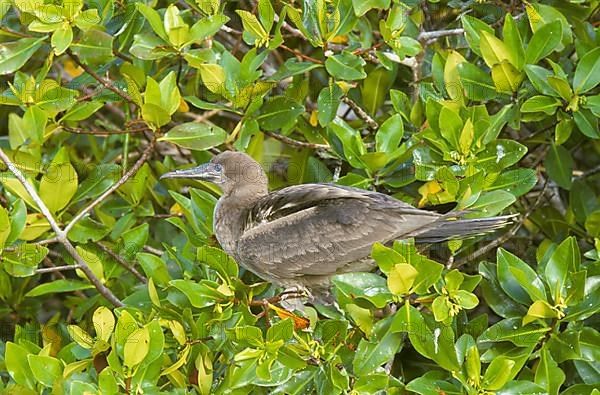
[160,163,222,183]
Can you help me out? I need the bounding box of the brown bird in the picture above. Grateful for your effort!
[161,151,513,302]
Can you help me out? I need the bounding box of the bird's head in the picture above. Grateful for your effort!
[160,151,268,198]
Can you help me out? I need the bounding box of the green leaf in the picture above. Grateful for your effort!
[523,300,559,325]
[467,190,516,217]
[535,349,565,395]
[573,108,600,139]
[525,65,556,96]
[60,100,104,122]
[51,24,73,55]
[5,342,35,389]
[25,279,93,297]
[198,64,227,95]
[465,345,481,387]
[159,122,227,151]
[3,244,49,277]
[525,20,562,65]
[483,357,515,390]
[123,327,150,368]
[93,306,115,343]
[236,10,269,46]
[197,245,238,279]
[491,61,523,93]
[136,3,169,42]
[503,14,525,70]
[479,318,549,347]
[547,76,572,101]
[387,263,417,295]
[325,52,367,80]
[497,248,546,304]
[257,96,304,131]
[352,0,390,16]
[461,15,494,57]
[188,14,229,44]
[574,48,600,93]
[480,262,528,318]
[332,272,392,308]
[444,50,466,102]
[170,279,224,308]
[520,95,561,115]
[555,118,574,145]
[488,168,538,197]
[39,148,78,213]
[0,37,46,75]
[0,205,11,249]
[352,331,402,376]
[545,143,573,189]
[545,236,579,303]
[376,114,404,154]
[361,67,392,115]
[457,62,497,101]
[142,103,171,127]
[67,325,94,348]
[74,245,104,282]
[28,354,63,387]
[479,31,512,67]
[317,82,343,127]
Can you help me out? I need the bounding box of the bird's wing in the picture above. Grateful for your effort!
[237,184,440,279]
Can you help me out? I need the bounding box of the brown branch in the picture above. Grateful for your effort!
[418,28,464,42]
[61,126,150,136]
[143,245,163,256]
[95,242,147,284]
[280,44,324,64]
[66,49,135,105]
[0,148,123,307]
[262,130,329,150]
[342,97,379,130]
[64,136,157,234]
[36,264,81,274]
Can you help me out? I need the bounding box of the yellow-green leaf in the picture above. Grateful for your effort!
[92,306,115,342]
[123,327,150,368]
[387,263,418,295]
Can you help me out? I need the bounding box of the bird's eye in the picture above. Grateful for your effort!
[214,164,223,172]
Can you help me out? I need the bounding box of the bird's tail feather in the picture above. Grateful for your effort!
[412,214,517,243]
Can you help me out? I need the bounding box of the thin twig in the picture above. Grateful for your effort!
[66,49,135,105]
[262,130,329,150]
[342,97,379,130]
[65,136,157,234]
[280,44,324,64]
[36,265,81,274]
[0,148,124,307]
[143,245,164,256]
[95,242,148,284]
[418,28,464,42]
[62,126,150,136]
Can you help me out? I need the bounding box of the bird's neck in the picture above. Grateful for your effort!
[213,186,267,256]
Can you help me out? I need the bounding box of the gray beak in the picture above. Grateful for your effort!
[160,163,222,183]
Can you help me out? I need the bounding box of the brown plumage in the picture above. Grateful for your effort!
[161,151,514,301]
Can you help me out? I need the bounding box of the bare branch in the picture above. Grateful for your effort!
[342,97,379,130]
[0,149,63,236]
[262,130,330,150]
[36,264,81,274]
[0,147,124,307]
[418,28,464,42]
[95,242,148,284]
[66,49,135,105]
[65,136,157,233]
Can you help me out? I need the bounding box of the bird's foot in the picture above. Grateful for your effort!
[248,286,311,329]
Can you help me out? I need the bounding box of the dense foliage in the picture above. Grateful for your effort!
[0,0,599,393]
